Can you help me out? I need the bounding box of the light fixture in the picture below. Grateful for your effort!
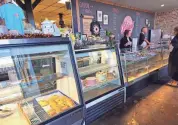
[58,0,69,4]
[161,4,165,7]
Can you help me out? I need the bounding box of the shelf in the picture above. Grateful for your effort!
[83,78,119,93]
[78,63,117,77]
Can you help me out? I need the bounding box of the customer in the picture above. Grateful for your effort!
[168,26,178,86]
[0,0,25,34]
[138,27,151,48]
[120,30,132,51]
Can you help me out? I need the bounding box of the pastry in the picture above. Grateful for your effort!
[66,99,75,107]
[50,95,60,100]
[53,106,62,113]
[49,102,57,109]
[85,77,96,87]
[61,105,69,111]
[107,72,115,80]
[48,109,56,117]
[96,71,107,83]
[38,100,48,107]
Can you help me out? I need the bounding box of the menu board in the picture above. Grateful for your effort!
[82,15,94,36]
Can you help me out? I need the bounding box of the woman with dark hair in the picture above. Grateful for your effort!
[120,30,132,50]
[168,26,178,86]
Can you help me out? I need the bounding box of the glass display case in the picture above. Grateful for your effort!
[161,44,170,67]
[0,38,84,125]
[75,48,123,102]
[120,45,167,84]
[147,46,163,73]
[120,51,149,83]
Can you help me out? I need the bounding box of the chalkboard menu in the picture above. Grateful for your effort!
[79,0,154,40]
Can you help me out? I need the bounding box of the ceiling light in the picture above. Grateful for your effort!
[58,0,69,4]
[161,4,165,7]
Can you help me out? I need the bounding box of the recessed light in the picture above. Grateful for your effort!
[161,4,165,7]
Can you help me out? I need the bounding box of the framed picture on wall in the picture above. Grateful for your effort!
[103,15,109,25]
[97,10,103,22]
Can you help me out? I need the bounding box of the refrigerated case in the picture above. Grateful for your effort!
[0,38,84,125]
[120,44,170,98]
[75,47,125,124]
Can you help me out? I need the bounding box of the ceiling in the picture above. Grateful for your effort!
[32,0,72,28]
[108,0,178,12]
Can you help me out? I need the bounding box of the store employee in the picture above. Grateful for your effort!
[120,30,132,49]
[0,0,25,34]
[138,27,151,48]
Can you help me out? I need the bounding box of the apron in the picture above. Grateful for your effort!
[141,41,147,48]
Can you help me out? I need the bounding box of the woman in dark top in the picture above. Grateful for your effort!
[120,30,132,50]
[168,26,178,86]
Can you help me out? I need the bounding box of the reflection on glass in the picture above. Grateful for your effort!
[76,49,122,102]
[0,45,80,125]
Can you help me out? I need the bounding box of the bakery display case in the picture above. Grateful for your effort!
[147,46,163,73]
[120,45,165,84]
[75,47,125,124]
[0,38,84,125]
[76,48,122,101]
[119,43,170,98]
[161,44,170,67]
[120,51,149,84]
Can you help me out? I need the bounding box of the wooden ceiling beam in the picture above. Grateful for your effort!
[32,0,43,9]
[16,0,25,10]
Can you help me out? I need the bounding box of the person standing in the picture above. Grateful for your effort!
[168,26,178,86]
[0,0,25,34]
[120,30,132,51]
[138,27,151,48]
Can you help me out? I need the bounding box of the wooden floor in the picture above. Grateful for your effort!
[91,83,178,125]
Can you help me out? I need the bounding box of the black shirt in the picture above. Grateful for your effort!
[120,36,132,49]
[138,33,145,45]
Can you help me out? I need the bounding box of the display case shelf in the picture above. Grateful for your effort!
[78,64,117,77]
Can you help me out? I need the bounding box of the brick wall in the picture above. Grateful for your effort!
[155,9,178,35]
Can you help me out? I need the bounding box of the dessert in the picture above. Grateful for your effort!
[96,71,107,83]
[85,77,96,87]
[38,100,49,107]
[107,72,115,80]
[47,109,56,117]
[36,92,76,117]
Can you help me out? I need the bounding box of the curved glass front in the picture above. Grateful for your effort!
[0,44,81,125]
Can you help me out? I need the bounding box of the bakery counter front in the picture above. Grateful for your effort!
[120,45,170,98]
[0,38,84,125]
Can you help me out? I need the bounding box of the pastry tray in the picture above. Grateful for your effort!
[19,90,77,125]
[34,90,77,120]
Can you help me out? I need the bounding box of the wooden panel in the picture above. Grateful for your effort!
[40,6,59,12]
[34,5,47,12]
[33,0,72,27]
[39,0,58,6]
